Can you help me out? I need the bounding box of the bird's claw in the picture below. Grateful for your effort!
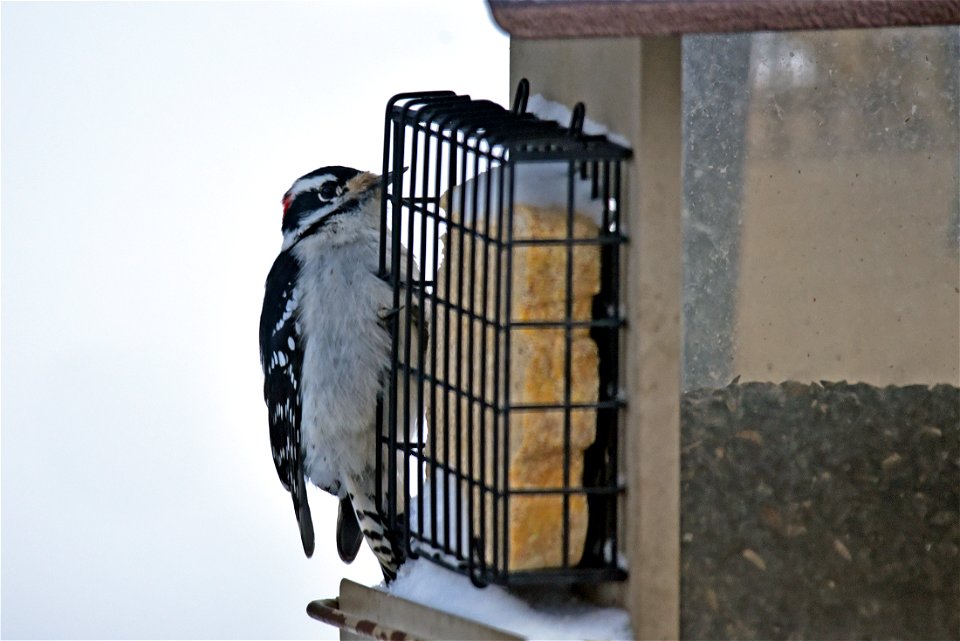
[378,306,402,321]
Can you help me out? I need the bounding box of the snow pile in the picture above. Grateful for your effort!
[446,94,631,228]
[525,94,631,149]
[447,163,606,227]
[386,559,633,641]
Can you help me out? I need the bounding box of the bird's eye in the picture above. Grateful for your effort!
[318,182,340,201]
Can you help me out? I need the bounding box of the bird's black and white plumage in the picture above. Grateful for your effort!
[259,165,422,580]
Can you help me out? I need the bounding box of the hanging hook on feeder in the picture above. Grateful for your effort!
[512,78,530,115]
[569,102,589,179]
[569,102,586,137]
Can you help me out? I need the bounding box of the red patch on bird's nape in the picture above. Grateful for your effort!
[282,193,293,218]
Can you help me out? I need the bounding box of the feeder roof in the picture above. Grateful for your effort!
[486,0,959,39]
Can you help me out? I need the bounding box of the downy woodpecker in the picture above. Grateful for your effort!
[259,166,421,580]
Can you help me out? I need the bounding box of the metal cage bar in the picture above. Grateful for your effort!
[378,83,630,586]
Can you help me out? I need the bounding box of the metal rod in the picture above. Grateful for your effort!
[453,131,468,565]
[477,147,494,579]
[441,116,456,557]
[465,132,483,583]
[491,156,506,576]
[390,369,625,413]
[502,161,515,578]
[401,122,419,557]
[427,114,446,553]
[415,123,433,545]
[562,160,575,568]
[610,159,624,563]
[386,114,407,531]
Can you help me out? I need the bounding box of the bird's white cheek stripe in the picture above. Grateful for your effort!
[288,174,335,198]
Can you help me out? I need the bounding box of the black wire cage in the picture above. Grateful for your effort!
[376,81,631,586]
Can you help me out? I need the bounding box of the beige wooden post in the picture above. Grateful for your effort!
[511,36,682,640]
[627,37,682,641]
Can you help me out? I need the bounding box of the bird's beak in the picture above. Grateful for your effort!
[344,171,381,195]
[344,168,408,196]
[382,167,408,185]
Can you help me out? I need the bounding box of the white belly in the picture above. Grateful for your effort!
[294,234,393,494]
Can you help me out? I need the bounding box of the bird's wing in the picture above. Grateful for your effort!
[337,496,364,563]
[260,250,314,557]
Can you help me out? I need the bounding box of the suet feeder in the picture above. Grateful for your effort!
[377,81,631,587]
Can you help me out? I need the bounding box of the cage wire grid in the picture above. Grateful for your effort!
[376,83,631,586]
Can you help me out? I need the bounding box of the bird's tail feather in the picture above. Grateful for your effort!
[344,475,403,581]
[293,478,315,557]
[337,496,364,563]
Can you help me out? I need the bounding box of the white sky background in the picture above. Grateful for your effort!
[0,2,508,638]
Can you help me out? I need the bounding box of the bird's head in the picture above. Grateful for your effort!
[280,165,382,248]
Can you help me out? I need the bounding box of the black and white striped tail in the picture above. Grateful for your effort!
[345,477,404,581]
[292,475,315,558]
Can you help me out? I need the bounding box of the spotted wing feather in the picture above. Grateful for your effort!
[259,250,315,557]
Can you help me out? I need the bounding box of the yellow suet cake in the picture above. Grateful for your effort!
[428,199,600,570]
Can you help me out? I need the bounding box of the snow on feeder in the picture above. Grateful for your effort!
[376,81,631,586]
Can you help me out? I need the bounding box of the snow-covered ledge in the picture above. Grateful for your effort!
[308,577,523,641]
[310,560,632,641]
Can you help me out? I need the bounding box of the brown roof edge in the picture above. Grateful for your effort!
[487,0,960,38]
